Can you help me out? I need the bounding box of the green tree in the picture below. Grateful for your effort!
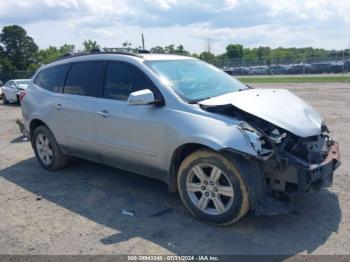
[0,25,38,70]
[174,45,190,55]
[83,40,100,52]
[164,45,175,54]
[37,46,60,65]
[150,46,165,53]
[225,44,243,59]
[199,51,216,64]
[37,44,75,65]
[59,44,75,54]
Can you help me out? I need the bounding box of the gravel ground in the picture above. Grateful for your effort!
[0,82,349,256]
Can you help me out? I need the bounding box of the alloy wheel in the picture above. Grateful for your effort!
[186,163,234,215]
[36,133,53,165]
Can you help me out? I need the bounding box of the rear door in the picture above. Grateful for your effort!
[53,61,106,159]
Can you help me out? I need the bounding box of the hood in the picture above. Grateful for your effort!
[199,88,323,137]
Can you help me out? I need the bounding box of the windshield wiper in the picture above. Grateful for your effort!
[188,97,211,104]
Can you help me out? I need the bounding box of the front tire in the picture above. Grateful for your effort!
[32,125,69,170]
[177,149,250,225]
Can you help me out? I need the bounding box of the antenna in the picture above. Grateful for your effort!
[141,33,145,50]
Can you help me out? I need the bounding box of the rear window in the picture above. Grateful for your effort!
[34,64,70,93]
[64,61,105,97]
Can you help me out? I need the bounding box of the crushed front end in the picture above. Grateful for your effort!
[200,102,341,215]
[240,120,341,216]
[262,128,340,197]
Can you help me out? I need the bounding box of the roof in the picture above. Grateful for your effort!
[139,54,195,61]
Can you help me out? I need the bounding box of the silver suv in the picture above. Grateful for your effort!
[21,52,340,225]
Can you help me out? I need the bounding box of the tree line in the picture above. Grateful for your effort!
[0,24,349,75]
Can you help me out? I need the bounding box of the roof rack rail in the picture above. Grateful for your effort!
[52,51,143,63]
[137,49,150,54]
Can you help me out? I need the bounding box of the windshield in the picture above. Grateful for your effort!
[145,59,247,102]
[16,80,31,86]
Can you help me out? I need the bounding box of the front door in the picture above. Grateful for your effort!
[94,61,166,175]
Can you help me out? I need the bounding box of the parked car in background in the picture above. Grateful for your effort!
[21,52,340,225]
[269,64,290,75]
[1,79,31,104]
[248,65,268,75]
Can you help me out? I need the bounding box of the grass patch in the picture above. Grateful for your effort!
[237,75,350,84]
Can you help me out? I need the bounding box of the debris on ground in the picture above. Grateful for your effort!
[122,209,135,216]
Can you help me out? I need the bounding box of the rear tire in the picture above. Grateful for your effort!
[177,149,250,225]
[32,125,69,170]
[2,94,8,104]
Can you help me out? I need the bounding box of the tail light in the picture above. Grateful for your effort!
[19,91,26,101]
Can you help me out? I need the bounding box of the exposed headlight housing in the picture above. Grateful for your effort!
[238,121,272,156]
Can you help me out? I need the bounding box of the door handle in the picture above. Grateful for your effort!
[96,110,111,118]
[55,104,64,110]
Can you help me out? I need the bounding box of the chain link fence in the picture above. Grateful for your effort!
[1,50,350,83]
[205,50,350,76]
[0,70,36,84]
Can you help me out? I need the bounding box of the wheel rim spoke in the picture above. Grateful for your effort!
[47,149,53,157]
[197,195,209,211]
[217,186,234,197]
[38,134,45,144]
[210,166,221,182]
[38,150,45,159]
[192,166,206,181]
[186,182,202,192]
[212,197,225,213]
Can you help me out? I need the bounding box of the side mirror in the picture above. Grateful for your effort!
[127,89,156,105]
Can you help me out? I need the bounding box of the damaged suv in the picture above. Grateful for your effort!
[21,52,340,225]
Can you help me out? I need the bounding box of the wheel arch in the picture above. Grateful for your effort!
[29,118,53,147]
[168,143,215,192]
[168,143,265,213]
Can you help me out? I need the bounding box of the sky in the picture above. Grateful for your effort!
[0,0,349,54]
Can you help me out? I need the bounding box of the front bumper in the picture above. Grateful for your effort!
[255,142,340,216]
[295,142,340,193]
[263,140,341,195]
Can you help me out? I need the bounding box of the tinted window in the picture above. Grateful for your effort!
[64,61,105,97]
[34,64,70,93]
[104,62,158,101]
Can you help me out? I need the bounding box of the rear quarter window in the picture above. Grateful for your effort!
[34,64,70,93]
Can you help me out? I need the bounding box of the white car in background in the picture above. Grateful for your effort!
[1,79,31,104]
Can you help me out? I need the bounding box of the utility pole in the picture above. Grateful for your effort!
[141,33,145,50]
[208,36,211,53]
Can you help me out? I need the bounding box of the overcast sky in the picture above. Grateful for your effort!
[0,0,349,54]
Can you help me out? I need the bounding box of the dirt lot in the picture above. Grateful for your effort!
[0,83,349,255]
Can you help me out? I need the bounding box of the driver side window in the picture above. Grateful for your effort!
[104,62,161,101]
